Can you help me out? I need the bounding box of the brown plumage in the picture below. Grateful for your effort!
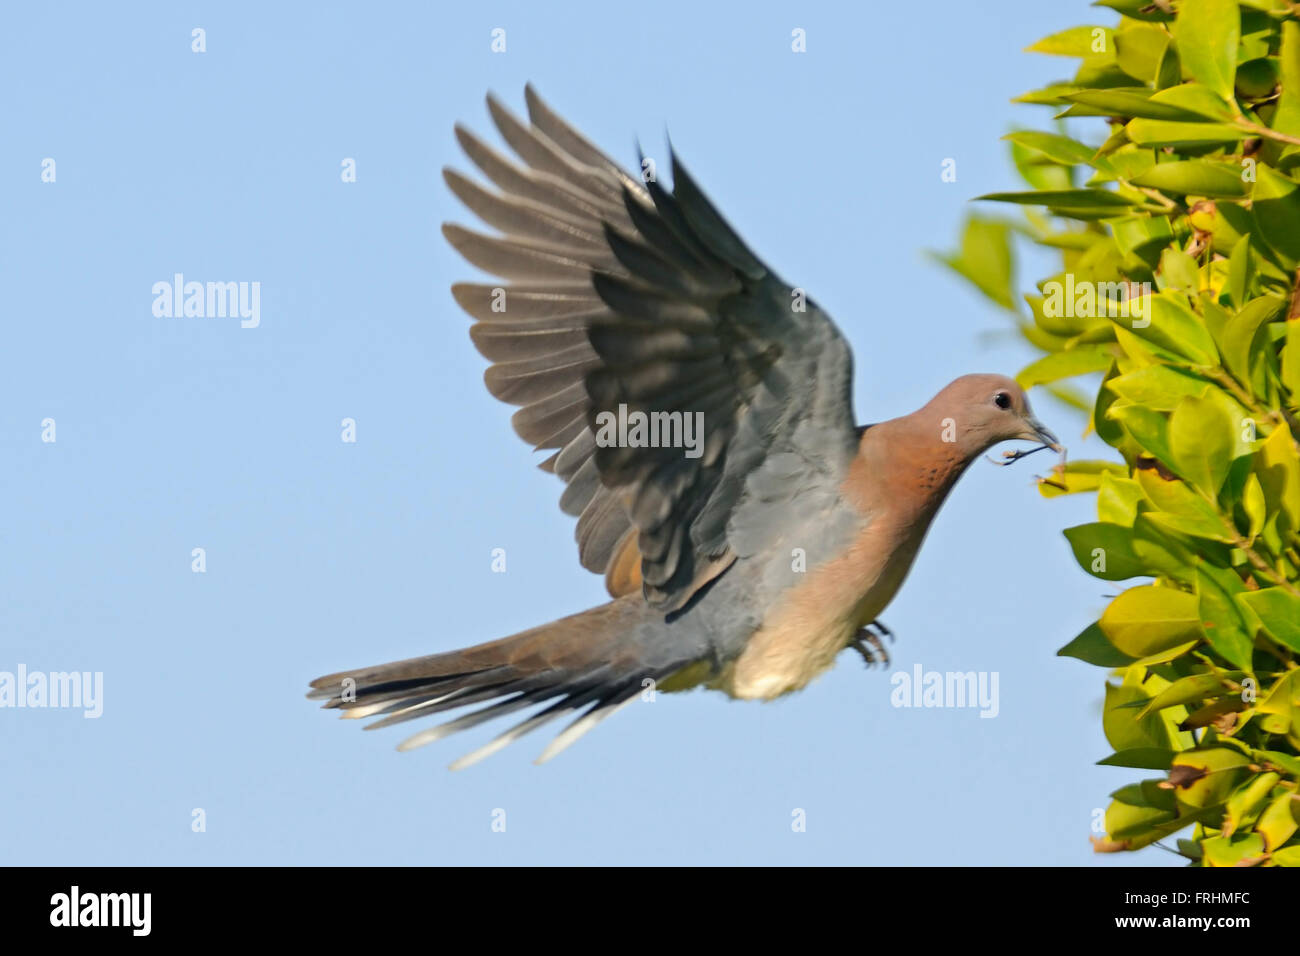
[307,88,1061,767]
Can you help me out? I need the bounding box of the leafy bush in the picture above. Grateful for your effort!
[938,0,1300,865]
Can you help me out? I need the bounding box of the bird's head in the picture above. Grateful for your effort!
[928,373,1062,465]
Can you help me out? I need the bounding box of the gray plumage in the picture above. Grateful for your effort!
[307,85,1059,767]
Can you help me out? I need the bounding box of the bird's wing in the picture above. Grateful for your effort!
[445,86,860,612]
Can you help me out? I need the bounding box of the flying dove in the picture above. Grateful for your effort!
[308,86,1061,769]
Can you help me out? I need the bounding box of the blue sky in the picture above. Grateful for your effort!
[0,1,1173,865]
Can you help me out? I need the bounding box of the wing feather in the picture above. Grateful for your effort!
[444,86,858,609]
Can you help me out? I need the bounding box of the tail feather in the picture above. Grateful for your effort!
[534,689,642,765]
[447,697,579,771]
[395,690,545,753]
[353,688,472,727]
[307,599,680,767]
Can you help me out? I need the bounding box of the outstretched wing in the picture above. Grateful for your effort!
[444,86,859,612]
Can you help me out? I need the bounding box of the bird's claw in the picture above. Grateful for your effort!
[848,620,893,668]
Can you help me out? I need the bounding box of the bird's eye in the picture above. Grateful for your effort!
[994,391,1012,410]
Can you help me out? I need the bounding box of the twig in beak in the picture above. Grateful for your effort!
[1032,447,1072,491]
[985,442,1055,467]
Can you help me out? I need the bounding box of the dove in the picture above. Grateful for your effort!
[307,86,1061,768]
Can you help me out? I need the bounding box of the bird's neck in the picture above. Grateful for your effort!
[845,413,973,527]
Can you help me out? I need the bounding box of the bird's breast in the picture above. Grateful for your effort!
[711,511,928,701]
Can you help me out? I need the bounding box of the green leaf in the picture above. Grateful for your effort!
[1158,247,1200,296]
[1058,621,1135,666]
[1223,770,1281,837]
[1196,565,1255,670]
[1220,294,1285,383]
[1259,746,1300,780]
[1126,119,1249,146]
[1003,130,1100,167]
[1134,466,1210,517]
[1256,425,1300,532]
[1026,26,1113,58]
[1129,159,1249,198]
[1108,365,1210,410]
[1236,15,1272,61]
[1258,744,1300,778]
[1061,89,1205,120]
[1037,460,1126,498]
[1093,365,1127,448]
[1064,522,1149,580]
[1148,83,1234,121]
[1169,394,1236,495]
[1098,748,1176,769]
[1114,21,1171,84]
[1226,233,1255,309]
[1144,509,1235,543]
[1105,681,1177,751]
[931,216,1017,310]
[1131,514,1198,581]
[1105,789,1179,844]
[1105,149,1158,180]
[1238,587,1300,652]
[1110,403,1177,470]
[1137,671,1240,719]
[1199,297,1230,349]
[1156,42,1182,91]
[1099,585,1203,658]
[1098,473,1148,525]
[1108,214,1173,264]
[1074,63,1135,91]
[1257,671,1300,736]
[1010,138,1074,191]
[1133,639,1200,667]
[975,188,1135,208]
[1252,165,1300,265]
[1273,22,1300,140]
[1045,382,1094,412]
[1283,321,1300,399]
[1175,0,1240,101]
[1258,792,1300,850]
[1201,833,1265,866]
[1012,84,1083,106]
[1243,472,1267,538]
[1016,347,1112,388]
[1275,847,1300,866]
[1170,746,1251,808]
[1109,402,1173,464]
[1116,291,1220,367]
[1133,467,1234,541]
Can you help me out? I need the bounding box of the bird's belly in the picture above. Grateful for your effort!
[711,566,884,701]
[710,517,925,701]
[712,612,858,700]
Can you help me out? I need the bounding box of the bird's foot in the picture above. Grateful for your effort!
[848,620,894,669]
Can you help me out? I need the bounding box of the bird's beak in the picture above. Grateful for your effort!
[989,413,1064,467]
[1020,414,1062,453]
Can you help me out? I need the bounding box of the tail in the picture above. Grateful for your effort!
[307,598,684,769]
